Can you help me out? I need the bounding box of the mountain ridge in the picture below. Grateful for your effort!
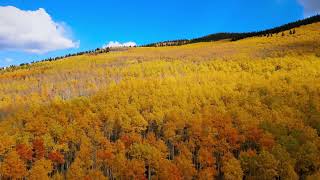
[143,14,320,47]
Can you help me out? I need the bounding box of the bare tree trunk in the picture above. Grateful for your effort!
[148,165,151,180]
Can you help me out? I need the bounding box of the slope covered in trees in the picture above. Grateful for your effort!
[0,23,320,179]
[144,14,320,47]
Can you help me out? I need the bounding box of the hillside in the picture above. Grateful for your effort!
[0,22,320,179]
[144,14,320,47]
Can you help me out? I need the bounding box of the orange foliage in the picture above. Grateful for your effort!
[0,151,28,179]
[32,139,45,160]
[48,151,65,164]
[16,144,32,161]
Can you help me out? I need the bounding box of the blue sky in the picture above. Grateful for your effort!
[0,0,319,67]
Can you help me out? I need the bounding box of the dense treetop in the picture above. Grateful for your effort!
[0,22,320,179]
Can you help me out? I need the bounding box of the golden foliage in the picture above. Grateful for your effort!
[0,23,319,179]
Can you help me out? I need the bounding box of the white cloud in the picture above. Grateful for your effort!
[297,0,320,17]
[0,6,79,54]
[103,41,137,48]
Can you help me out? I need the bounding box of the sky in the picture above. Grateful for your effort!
[0,0,319,67]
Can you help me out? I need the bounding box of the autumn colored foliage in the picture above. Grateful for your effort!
[0,23,320,179]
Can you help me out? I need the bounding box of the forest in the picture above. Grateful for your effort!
[0,22,320,180]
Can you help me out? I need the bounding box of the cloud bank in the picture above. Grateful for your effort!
[0,6,79,53]
[103,41,137,48]
[297,0,320,17]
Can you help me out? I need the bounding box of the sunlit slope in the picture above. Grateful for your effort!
[0,23,320,179]
[1,23,320,111]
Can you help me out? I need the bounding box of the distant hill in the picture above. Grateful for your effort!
[143,14,320,47]
[2,15,319,70]
[1,18,320,180]
[0,16,320,180]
